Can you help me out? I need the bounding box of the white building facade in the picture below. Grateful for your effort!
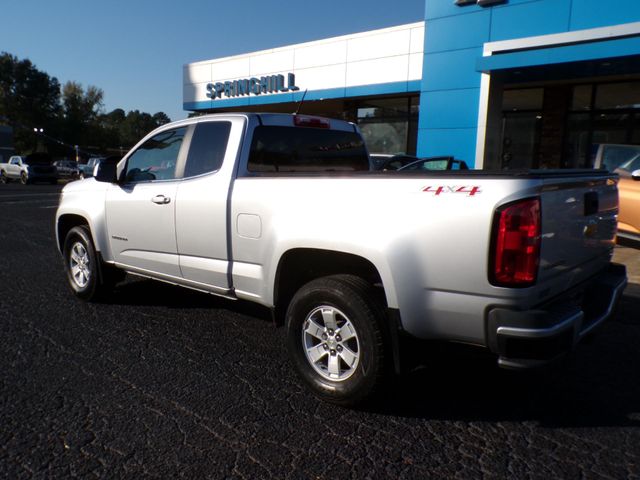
[184,22,424,155]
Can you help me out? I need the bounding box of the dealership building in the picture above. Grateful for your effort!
[184,0,640,169]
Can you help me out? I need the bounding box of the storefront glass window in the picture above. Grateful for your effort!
[565,113,591,168]
[595,82,640,109]
[571,85,592,111]
[359,122,408,154]
[497,72,640,170]
[501,112,542,169]
[591,113,632,145]
[502,88,543,111]
[410,96,420,115]
[355,96,418,155]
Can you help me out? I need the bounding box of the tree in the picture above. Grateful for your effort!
[1,52,172,156]
[61,81,104,150]
[96,108,125,152]
[152,112,171,126]
[0,52,61,153]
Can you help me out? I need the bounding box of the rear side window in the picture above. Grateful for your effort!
[247,126,368,173]
[184,121,231,178]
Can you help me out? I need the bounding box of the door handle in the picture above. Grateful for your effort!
[151,195,171,205]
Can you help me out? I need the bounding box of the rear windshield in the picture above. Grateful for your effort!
[247,126,368,173]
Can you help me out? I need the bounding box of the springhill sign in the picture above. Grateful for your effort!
[206,73,300,100]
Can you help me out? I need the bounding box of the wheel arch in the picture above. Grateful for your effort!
[273,248,388,324]
[56,214,91,253]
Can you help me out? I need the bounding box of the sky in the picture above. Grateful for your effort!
[1,0,425,122]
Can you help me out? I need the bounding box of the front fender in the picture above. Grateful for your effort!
[55,179,112,260]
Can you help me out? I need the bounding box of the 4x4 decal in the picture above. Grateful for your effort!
[422,186,482,196]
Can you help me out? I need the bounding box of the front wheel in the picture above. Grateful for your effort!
[286,275,389,406]
[20,172,28,184]
[63,226,116,301]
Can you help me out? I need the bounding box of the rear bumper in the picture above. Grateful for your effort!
[486,263,627,369]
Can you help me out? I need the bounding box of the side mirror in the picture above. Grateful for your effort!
[632,169,640,181]
[94,158,119,183]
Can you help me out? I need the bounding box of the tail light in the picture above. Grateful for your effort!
[490,197,541,287]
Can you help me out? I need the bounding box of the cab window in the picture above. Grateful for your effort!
[124,128,186,183]
[184,121,231,178]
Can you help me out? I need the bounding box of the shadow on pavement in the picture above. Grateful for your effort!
[104,276,640,428]
[104,277,273,322]
[368,285,640,428]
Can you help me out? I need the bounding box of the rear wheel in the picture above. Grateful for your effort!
[63,226,119,301]
[0,171,8,183]
[286,275,389,406]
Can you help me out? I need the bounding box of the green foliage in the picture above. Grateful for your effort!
[97,109,172,153]
[61,81,105,152]
[0,52,61,152]
[0,52,172,157]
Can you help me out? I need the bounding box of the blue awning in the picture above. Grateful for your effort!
[477,35,640,72]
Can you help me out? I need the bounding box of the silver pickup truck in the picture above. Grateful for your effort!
[55,113,627,405]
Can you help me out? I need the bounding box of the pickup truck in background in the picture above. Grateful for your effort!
[0,154,58,184]
[55,113,627,405]
[593,143,640,246]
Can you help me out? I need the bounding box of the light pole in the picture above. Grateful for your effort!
[33,127,44,152]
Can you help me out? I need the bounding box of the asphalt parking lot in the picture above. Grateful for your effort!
[1,183,639,479]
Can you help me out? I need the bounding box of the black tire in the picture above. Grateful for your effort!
[0,171,8,184]
[285,274,389,406]
[20,172,28,184]
[63,225,117,301]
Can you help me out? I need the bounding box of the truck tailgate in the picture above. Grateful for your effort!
[538,173,618,285]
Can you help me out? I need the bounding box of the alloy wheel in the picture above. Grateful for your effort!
[302,306,360,382]
[69,241,91,288]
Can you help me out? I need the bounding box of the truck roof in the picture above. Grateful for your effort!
[166,113,358,133]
